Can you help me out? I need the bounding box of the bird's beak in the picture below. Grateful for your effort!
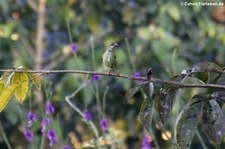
[110,42,118,47]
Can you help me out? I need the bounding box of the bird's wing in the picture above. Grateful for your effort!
[102,51,107,58]
[107,52,116,62]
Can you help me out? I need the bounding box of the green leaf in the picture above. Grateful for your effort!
[140,98,153,134]
[175,95,205,149]
[0,84,18,112]
[191,61,223,74]
[12,73,29,102]
[125,84,143,100]
[201,100,225,144]
[27,72,41,90]
[158,89,171,124]
[164,75,185,105]
[217,74,225,85]
[142,82,154,98]
[164,74,186,91]
[191,72,208,83]
[153,90,160,111]
[207,74,221,94]
[87,13,100,33]
[167,4,181,21]
[211,91,225,103]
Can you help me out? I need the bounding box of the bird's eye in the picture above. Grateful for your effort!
[110,42,118,46]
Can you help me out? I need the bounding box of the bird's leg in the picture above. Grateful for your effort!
[107,68,111,75]
[116,71,120,76]
[116,68,120,76]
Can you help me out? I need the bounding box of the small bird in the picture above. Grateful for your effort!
[102,42,118,75]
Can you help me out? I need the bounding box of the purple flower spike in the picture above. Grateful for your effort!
[47,129,59,146]
[27,112,37,127]
[84,109,92,121]
[64,145,71,149]
[45,101,55,115]
[41,118,51,133]
[142,136,151,149]
[71,43,78,52]
[134,72,141,78]
[28,112,37,121]
[92,74,100,82]
[100,118,108,131]
[24,130,33,142]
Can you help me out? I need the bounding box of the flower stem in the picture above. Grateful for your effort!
[0,122,12,149]
[102,86,109,117]
[40,130,46,149]
[196,129,208,149]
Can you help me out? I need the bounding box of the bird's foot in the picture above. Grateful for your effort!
[107,70,111,75]
[116,71,120,76]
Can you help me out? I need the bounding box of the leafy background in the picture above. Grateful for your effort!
[0,0,225,148]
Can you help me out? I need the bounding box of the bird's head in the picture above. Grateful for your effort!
[108,42,118,51]
[110,42,118,47]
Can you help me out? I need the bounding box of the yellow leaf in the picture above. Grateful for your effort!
[12,73,29,102]
[0,82,4,95]
[87,14,100,33]
[0,84,18,112]
[28,73,41,90]
[0,71,13,87]
[22,67,41,90]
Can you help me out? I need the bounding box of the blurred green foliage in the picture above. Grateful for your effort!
[0,0,225,148]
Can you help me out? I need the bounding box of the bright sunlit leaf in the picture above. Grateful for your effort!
[12,73,29,102]
[0,84,18,112]
[0,82,4,95]
[22,67,41,90]
[28,72,41,90]
[0,72,13,87]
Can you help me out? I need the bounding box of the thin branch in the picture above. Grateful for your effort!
[0,122,12,149]
[43,53,72,70]
[35,0,46,70]
[0,69,225,90]
[27,0,38,11]
[19,36,35,58]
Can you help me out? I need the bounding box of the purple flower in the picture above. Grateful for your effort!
[47,129,59,146]
[84,109,92,121]
[71,43,78,52]
[28,112,37,121]
[27,112,37,127]
[45,101,55,115]
[24,130,33,142]
[63,145,71,149]
[92,74,100,82]
[100,118,108,131]
[41,118,51,133]
[134,72,141,78]
[142,136,151,149]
